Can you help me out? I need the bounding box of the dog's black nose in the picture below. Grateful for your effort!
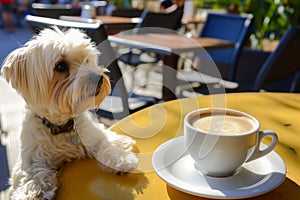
[88,73,104,96]
[97,75,103,88]
[89,73,103,86]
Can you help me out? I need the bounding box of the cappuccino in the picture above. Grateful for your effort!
[185,108,278,177]
[192,113,255,135]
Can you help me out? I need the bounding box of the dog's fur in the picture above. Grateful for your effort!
[1,27,139,200]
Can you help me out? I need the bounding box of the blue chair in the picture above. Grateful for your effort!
[197,13,253,81]
[192,26,300,94]
[25,15,158,119]
[252,26,300,92]
[176,13,253,96]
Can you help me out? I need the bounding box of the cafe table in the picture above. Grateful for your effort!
[181,16,206,34]
[109,33,234,101]
[181,16,206,26]
[56,92,300,199]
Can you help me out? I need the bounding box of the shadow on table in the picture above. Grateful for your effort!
[57,159,149,200]
[166,177,300,200]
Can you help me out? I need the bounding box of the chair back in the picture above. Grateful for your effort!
[25,15,130,114]
[26,15,103,40]
[252,26,300,92]
[111,7,144,18]
[31,3,81,19]
[200,13,253,80]
[134,8,183,34]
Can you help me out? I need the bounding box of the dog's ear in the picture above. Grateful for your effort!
[1,48,29,92]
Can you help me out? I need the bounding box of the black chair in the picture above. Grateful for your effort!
[252,26,300,92]
[25,15,158,119]
[134,8,183,33]
[31,3,81,19]
[117,8,184,72]
[111,7,144,18]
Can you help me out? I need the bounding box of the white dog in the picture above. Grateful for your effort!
[1,27,139,200]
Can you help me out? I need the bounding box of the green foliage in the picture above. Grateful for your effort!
[246,0,300,49]
[108,0,132,7]
[194,0,300,50]
[194,0,242,12]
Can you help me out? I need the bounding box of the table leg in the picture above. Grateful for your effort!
[162,53,179,101]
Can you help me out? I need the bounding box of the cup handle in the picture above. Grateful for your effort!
[246,130,278,162]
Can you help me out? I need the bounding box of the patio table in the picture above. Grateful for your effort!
[56,92,300,199]
[109,33,234,101]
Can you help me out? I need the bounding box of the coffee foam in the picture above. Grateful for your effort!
[191,112,255,135]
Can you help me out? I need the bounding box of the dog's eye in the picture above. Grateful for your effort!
[55,61,68,73]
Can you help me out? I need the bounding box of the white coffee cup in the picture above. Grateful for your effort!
[81,5,96,19]
[184,108,278,177]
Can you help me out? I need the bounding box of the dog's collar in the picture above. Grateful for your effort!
[36,115,74,135]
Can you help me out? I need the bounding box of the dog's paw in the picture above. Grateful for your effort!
[98,151,139,174]
[117,152,139,173]
[108,132,136,151]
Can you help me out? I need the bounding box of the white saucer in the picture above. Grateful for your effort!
[152,136,286,199]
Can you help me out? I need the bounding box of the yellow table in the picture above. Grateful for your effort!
[57,93,300,199]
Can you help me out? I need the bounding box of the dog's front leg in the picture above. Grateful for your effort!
[10,160,58,200]
[76,113,139,173]
[95,131,139,173]
[82,128,139,173]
